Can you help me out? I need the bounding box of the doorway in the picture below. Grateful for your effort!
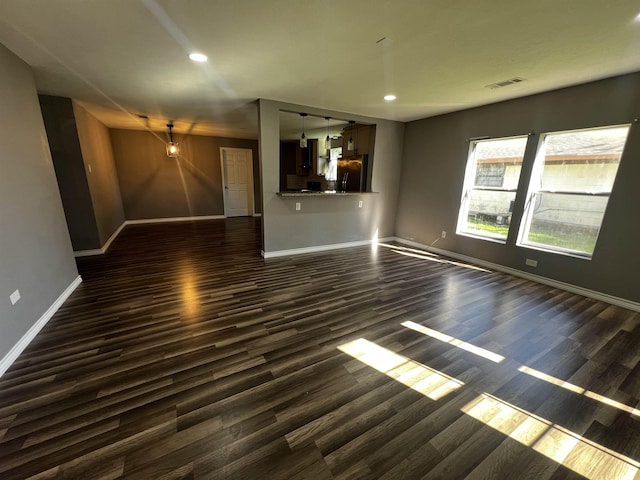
[220,147,254,217]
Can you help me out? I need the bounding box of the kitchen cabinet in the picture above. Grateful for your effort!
[280,139,325,191]
[342,124,374,156]
[279,141,297,191]
[279,139,317,176]
[296,139,316,176]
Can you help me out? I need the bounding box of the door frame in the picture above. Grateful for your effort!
[220,147,255,217]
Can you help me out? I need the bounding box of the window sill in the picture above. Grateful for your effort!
[457,231,507,245]
[517,242,592,260]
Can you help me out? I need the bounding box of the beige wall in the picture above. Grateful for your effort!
[73,102,125,245]
[0,44,77,359]
[110,129,260,220]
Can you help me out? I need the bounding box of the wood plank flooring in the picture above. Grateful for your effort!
[1,217,640,479]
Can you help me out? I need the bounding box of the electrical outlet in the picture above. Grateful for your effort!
[295,202,301,211]
[441,231,447,238]
[525,258,538,267]
[358,201,363,208]
[10,289,20,305]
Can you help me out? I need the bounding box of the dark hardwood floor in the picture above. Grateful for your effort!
[1,217,640,479]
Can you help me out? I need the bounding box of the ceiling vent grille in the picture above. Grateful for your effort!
[485,77,527,89]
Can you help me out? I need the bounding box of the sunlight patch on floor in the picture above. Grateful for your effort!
[518,366,640,417]
[337,338,463,400]
[463,392,639,480]
[338,334,640,479]
[377,242,491,272]
[401,321,639,418]
[402,321,505,363]
[395,250,448,264]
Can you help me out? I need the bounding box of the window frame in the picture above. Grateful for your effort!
[516,124,631,259]
[456,135,529,243]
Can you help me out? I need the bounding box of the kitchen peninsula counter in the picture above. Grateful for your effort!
[277,191,378,197]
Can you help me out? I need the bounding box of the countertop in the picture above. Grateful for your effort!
[276,190,378,197]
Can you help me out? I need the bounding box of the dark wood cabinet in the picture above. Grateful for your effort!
[296,139,316,176]
[342,124,374,156]
[279,139,321,191]
[279,141,296,191]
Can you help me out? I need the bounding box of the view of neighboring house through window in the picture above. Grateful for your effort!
[457,136,528,241]
[517,125,630,258]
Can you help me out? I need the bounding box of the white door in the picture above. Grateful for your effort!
[221,147,253,217]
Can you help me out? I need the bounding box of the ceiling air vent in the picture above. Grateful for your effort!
[485,77,527,90]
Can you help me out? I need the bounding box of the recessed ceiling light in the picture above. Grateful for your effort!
[189,53,208,62]
[384,94,397,102]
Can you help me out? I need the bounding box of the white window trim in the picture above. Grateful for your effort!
[516,124,630,259]
[456,135,528,243]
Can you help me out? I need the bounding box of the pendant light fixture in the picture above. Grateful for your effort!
[325,116,331,153]
[299,113,308,148]
[347,120,355,152]
[166,122,180,157]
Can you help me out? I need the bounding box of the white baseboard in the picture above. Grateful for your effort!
[0,275,83,377]
[74,221,127,257]
[125,215,225,225]
[101,221,126,253]
[74,215,227,257]
[74,248,103,258]
[394,237,640,313]
[262,237,395,259]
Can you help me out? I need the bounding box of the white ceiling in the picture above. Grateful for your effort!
[1,0,639,139]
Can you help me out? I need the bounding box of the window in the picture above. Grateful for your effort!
[457,136,528,241]
[518,125,630,258]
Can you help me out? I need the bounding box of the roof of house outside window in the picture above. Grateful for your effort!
[474,127,629,162]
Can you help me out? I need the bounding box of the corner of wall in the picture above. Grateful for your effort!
[72,101,126,246]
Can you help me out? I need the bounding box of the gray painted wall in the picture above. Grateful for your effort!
[110,129,260,220]
[39,95,101,250]
[396,72,640,303]
[0,45,78,359]
[73,102,125,246]
[258,99,404,254]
